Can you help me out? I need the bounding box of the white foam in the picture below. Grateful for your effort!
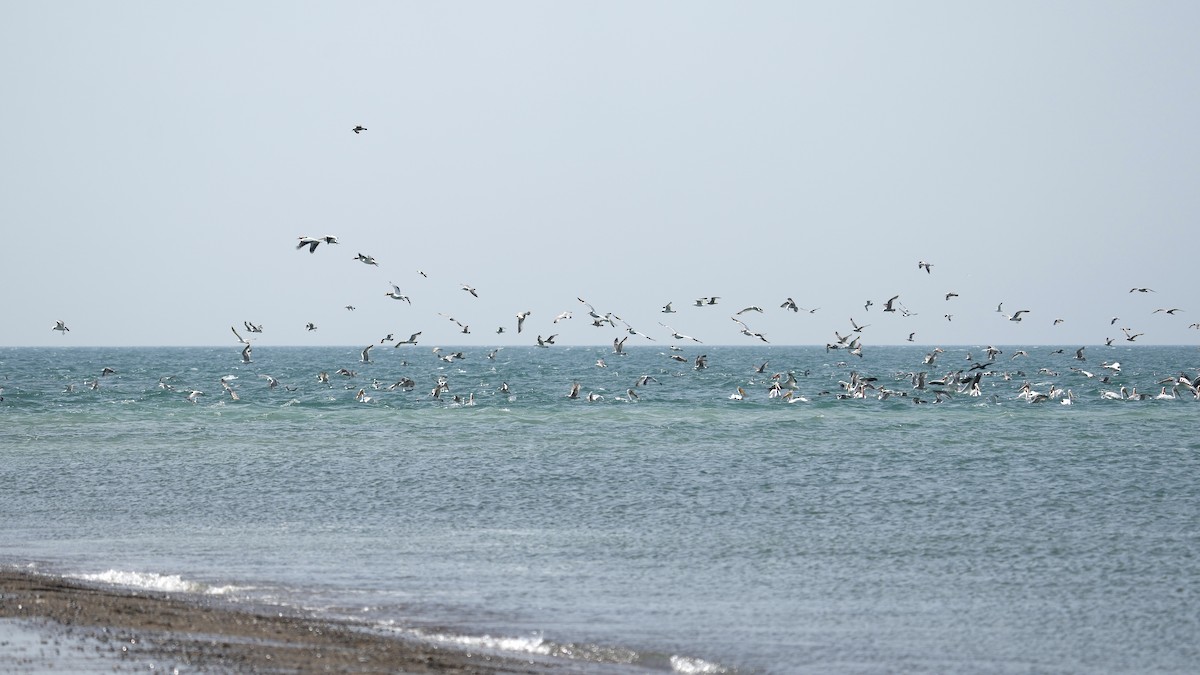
[671,654,730,674]
[68,569,238,595]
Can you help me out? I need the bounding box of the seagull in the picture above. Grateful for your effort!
[882,295,900,312]
[394,332,421,346]
[661,302,676,314]
[1122,328,1144,342]
[1153,308,1182,315]
[1003,310,1030,322]
[907,332,915,342]
[658,322,702,343]
[567,382,581,399]
[241,343,252,364]
[1053,318,1065,325]
[185,390,204,404]
[53,320,70,334]
[729,387,746,400]
[384,283,411,303]
[305,322,317,331]
[380,333,394,343]
[352,125,367,134]
[461,283,479,298]
[355,253,379,266]
[945,292,959,300]
[918,261,933,274]
[296,235,338,253]
[361,344,373,363]
[850,317,870,332]
[613,336,628,354]
[781,298,799,312]
[736,306,764,315]
[1129,287,1155,293]
[536,334,558,347]
[231,325,250,344]
[345,305,356,311]
[1075,347,1087,361]
[553,311,573,323]
[516,311,532,333]
[864,300,873,312]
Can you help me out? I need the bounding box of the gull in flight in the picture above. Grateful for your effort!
[305,322,318,331]
[1122,328,1144,342]
[1129,287,1155,293]
[781,298,799,312]
[659,322,702,343]
[296,235,338,253]
[1153,308,1182,314]
[516,311,532,333]
[1003,310,1030,322]
[230,326,251,344]
[945,292,959,301]
[461,283,479,298]
[361,344,373,363]
[352,125,367,134]
[394,332,421,346]
[385,283,411,303]
[553,311,572,323]
[244,321,263,333]
[661,302,676,314]
[536,334,558,347]
[882,295,900,313]
[736,306,764,315]
[241,343,252,364]
[355,253,379,266]
[918,260,933,274]
[53,320,70,334]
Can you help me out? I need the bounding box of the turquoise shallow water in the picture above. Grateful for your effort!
[1,345,1198,673]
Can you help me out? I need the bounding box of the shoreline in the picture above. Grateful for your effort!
[0,569,564,673]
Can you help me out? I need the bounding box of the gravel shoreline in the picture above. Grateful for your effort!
[0,569,563,673]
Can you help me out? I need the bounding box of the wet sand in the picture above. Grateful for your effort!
[0,569,558,673]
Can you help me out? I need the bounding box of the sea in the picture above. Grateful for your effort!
[1,344,1197,674]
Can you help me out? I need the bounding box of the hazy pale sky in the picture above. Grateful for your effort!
[3,2,1198,347]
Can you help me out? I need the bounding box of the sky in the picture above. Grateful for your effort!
[3,1,1198,348]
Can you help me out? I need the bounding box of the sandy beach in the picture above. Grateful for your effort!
[0,569,560,673]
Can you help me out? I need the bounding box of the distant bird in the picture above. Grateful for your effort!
[536,334,558,347]
[1053,318,1064,325]
[345,305,356,311]
[461,283,479,298]
[296,235,338,253]
[918,261,933,274]
[944,314,953,322]
[736,306,764,315]
[231,325,250,344]
[864,300,873,312]
[385,283,411,303]
[185,390,204,404]
[53,320,70,334]
[1111,317,1120,325]
[361,345,373,363]
[394,332,421,346]
[1122,328,1144,342]
[380,333,394,343]
[907,332,915,342]
[1075,347,1086,361]
[567,382,581,399]
[850,317,870,332]
[661,302,676,314]
[496,327,506,334]
[1003,310,1030,322]
[729,387,746,400]
[781,298,799,312]
[241,343,252,364]
[882,295,900,312]
[1129,287,1155,293]
[613,336,628,354]
[244,321,264,333]
[355,253,379,266]
[945,292,958,301]
[996,302,1004,313]
[516,311,532,333]
[352,125,367,134]
[1153,308,1182,314]
[305,322,317,331]
[554,311,572,323]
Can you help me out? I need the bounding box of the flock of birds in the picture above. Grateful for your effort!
[31,124,1199,408]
